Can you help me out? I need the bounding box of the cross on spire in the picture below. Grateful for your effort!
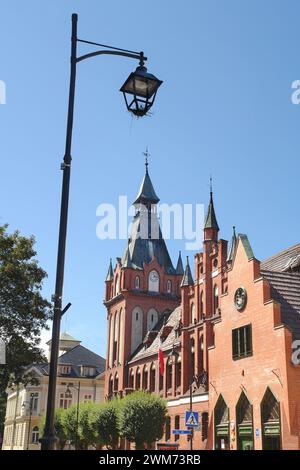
[143,147,150,171]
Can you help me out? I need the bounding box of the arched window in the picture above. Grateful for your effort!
[165,417,171,441]
[129,369,134,389]
[118,309,123,364]
[142,365,148,390]
[115,274,120,296]
[108,314,114,368]
[147,308,158,331]
[167,280,172,293]
[190,338,195,385]
[190,303,195,324]
[150,363,156,392]
[136,368,141,389]
[213,285,219,315]
[31,426,39,444]
[108,375,113,396]
[113,311,119,364]
[214,395,229,450]
[198,335,204,373]
[200,291,204,318]
[175,355,181,391]
[236,392,253,450]
[114,373,119,391]
[166,358,173,392]
[261,388,281,450]
[148,270,159,292]
[131,307,143,353]
[174,416,180,442]
[134,275,140,290]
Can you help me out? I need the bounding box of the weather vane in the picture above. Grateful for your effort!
[143,147,150,170]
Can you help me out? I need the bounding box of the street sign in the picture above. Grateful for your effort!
[185,411,199,427]
[172,429,192,435]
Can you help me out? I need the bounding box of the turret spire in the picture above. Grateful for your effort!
[105,258,113,281]
[176,251,184,275]
[227,226,237,262]
[181,256,194,287]
[133,150,159,205]
[204,178,219,232]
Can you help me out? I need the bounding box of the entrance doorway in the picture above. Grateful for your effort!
[261,388,281,450]
[214,395,230,450]
[236,392,254,450]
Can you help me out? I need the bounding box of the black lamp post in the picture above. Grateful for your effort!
[65,382,81,450]
[40,13,162,451]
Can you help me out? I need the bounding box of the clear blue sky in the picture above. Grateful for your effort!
[1,0,299,357]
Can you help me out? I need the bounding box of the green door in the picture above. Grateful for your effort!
[240,437,254,450]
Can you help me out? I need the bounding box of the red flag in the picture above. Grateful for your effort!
[158,338,164,375]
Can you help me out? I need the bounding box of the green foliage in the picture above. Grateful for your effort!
[77,402,102,450]
[94,399,120,450]
[0,225,51,436]
[119,390,167,449]
[39,408,68,450]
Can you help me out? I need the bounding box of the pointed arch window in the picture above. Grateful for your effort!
[214,395,229,450]
[129,369,134,389]
[147,308,158,331]
[142,365,148,390]
[114,373,119,391]
[166,358,173,393]
[200,291,204,318]
[134,275,140,290]
[108,375,113,396]
[136,367,141,389]
[131,307,143,354]
[115,274,120,296]
[175,355,181,391]
[150,363,156,392]
[190,303,195,324]
[213,285,219,315]
[236,392,254,450]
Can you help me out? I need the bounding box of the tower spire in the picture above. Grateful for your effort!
[204,178,219,232]
[133,150,159,205]
[176,250,184,275]
[143,147,150,173]
[105,258,113,281]
[181,256,194,287]
[227,226,237,262]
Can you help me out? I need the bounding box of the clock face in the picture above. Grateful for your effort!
[150,271,159,282]
[234,287,247,311]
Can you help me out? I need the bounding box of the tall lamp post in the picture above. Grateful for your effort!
[65,382,81,450]
[40,13,162,451]
[169,345,207,451]
[22,392,35,451]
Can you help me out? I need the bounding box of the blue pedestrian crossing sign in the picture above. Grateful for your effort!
[185,411,199,427]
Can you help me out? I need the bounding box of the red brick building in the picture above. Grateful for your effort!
[104,163,300,450]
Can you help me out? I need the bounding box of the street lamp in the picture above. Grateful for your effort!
[40,13,162,451]
[168,345,207,451]
[22,392,35,451]
[65,382,80,450]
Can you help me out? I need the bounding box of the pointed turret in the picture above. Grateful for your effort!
[105,258,114,281]
[133,157,160,206]
[176,251,184,275]
[122,246,133,268]
[227,226,237,262]
[204,179,219,241]
[181,256,194,287]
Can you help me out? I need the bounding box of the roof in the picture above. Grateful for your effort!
[46,331,80,345]
[261,243,300,272]
[34,345,106,378]
[129,306,182,363]
[133,166,160,205]
[176,251,184,275]
[121,211,176,274]
[262,269,300,340]
[105,259,114,281]
[227,226,237,262]
[204,191,219,231]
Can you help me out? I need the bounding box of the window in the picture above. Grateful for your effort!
[213,285,219,315]
[166,358,172,392]
[147,308,158,331]
[134,276,140,290]
[59,365,71,375]
[128,369,134,389]
[190,338,195,385]
[114,373,119,391]
[30,392,39,413]
[131,307,143,353]
[175,356,181,390]
[202,412,208,441]
[108,375,113,396]
[214,395,229,450]
[59,392,72,409]
[200,291,204,318]
[136,368,141,389]
[84,394,92,403]
[81,366,95,377]
[165,417,171,441]
[150,363,156,392]
[142,365,148,390]
[261,388,281,450]
[115,274,120,296]
[148,270,159,292]
[190,303,195,324]
[174,415,180,441]
[31,426,39,444]
[167,280,172,293]
[232,324,252,359]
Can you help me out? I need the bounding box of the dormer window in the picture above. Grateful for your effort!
[59,365,71,375]
[80,366,95,377]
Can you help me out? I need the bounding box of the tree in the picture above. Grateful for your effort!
[0,225,51,438]
[39,409,68,450]
[119,390,167,450]
[77,402,102,450]
[94,399,120,450]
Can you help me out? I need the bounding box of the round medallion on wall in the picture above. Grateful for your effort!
[234,287,247,311]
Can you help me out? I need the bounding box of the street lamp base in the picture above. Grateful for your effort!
[39,435,58,451]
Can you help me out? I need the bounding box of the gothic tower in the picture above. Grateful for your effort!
[104,161,183,398]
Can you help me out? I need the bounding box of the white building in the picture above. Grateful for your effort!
[2,333,105,450]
